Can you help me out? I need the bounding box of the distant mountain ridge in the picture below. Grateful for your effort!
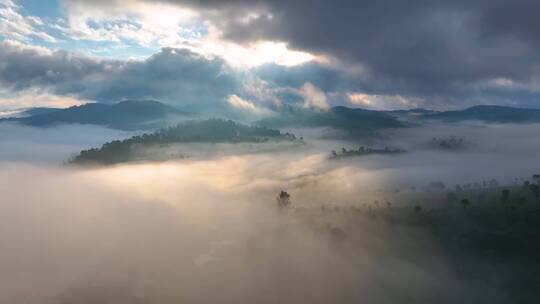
[258,106,406,138]
[386,108,435,115]
[420,105,540,123]
[20,107,62,117]
[1,100,183,130]
[3,100,539,132]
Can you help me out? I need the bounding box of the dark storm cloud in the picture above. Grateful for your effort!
[0,42,116,90]
[132,0,540,104]
[0,41,239,111]
[72,48,239,111]
[6,0,540,109]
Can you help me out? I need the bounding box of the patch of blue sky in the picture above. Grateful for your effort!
[61,19,208,58]
[3,0,211,60]
[18,0,63,20]
[91,44,156,60]
[86,18,142,32]
[179,23,207,40]
[49,38,156,59]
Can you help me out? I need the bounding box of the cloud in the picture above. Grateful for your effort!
[0,40,240,112]
[348,93,422,110]
[6,0,540,110]
[227,94,272,116]
[0,40,337,115]
[0,0,59,43]
[75,48,239,110]
[58,0,199,45]
[2,158,485,304]
[0,90,88,111]
[0,40,119,91]
[2,120,539,303]
[197,0,540,85]
[298,82,329,110]
[191,39,316,68]
[0,122,132,163]
[253,61,351,93]
[57,0,316,68]
[66,0,540,108]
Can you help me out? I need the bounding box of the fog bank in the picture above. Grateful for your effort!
[1,121,539,303]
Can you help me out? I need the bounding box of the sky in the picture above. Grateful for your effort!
[1,0,540,113]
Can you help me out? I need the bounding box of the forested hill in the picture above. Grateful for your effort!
[69,119,300,165]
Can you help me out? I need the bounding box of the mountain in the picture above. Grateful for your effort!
[70,119,301,165]
[1,100,183,130]
[20,107,62,117]
[258,106,405,137]
[7,101,536,133]
[420,105,540,123]
[0,107,61,119]
[386,108,435,115]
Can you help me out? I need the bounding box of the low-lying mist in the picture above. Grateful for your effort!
[0,123,133,164]
[1,121,540,303]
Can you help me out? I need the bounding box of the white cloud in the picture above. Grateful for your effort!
[241,77,284,110]
[0,89,88,111]
[191,37,315,68]
[227,94,271,115]
[348,92,421,110]
[59,0,316,67]
[227,94,257,111]
[59,0,198,45]
[298,82,329,110]
[0,0,59,43]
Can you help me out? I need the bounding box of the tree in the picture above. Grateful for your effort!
[488,179,499,188]
[501,189,510,203]
[533,174,540,185]
[276,190,291,208]
[460,199,471,210]
[446,192,458,203]
[529,184,540,199]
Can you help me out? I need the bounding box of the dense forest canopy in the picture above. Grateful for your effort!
[329,146,406,159]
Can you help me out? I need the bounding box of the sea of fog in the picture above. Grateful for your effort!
[1,121,539,303]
